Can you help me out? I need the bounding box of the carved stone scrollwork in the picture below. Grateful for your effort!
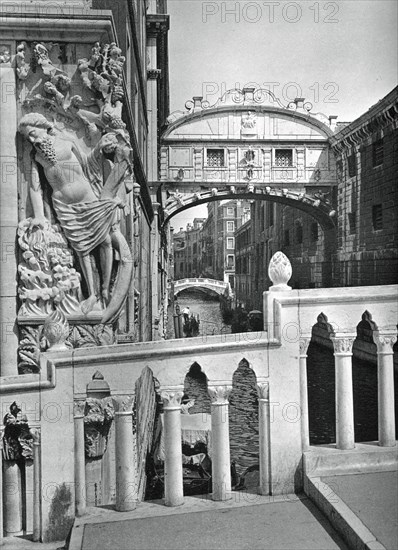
[2,402,33,462]
[84,397,115,458]
[373,331,397,355]
[256,382,269,400]
[268,251,292,290]
[207,385,232,405]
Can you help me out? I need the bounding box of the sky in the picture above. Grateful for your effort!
[166,0,397,229]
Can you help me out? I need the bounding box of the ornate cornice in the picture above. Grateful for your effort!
[330,88,398,153]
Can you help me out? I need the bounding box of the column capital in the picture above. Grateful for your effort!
[256,380,269,400]
[112,395,134,414]
[208,384,232,405]
[299,336,311,357]
[331,332,356,355]
[160,387,184,410]
[152,201,161,215]
[73,398,86,419]
[373,330,397,355]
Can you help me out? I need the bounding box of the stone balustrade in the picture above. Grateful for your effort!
[0,253,396,541]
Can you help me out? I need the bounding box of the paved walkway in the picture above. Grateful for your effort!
[69,493,349,550]
[322,471,398,550]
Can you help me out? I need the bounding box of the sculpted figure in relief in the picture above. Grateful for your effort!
[19,113,133,323]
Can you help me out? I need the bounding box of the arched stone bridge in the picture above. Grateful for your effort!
[163,186,336,230]
[174,278,231,297]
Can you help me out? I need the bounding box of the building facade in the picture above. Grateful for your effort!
[234,87,398,310]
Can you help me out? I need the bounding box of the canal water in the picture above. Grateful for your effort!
[174,291,398,477]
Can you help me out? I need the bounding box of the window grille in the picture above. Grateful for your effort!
[275,149,293,167]
[207,149,224,167]
[372,139,384,167]
[372,204,383,230]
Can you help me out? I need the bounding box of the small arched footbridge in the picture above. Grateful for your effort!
[174,278,231,298]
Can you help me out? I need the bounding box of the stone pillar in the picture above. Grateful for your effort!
[161,388,184,507]
[373,330,397,447]
[257,381,270,495]
[32,429,41,542]
[151,202,160,340]
[3,462,22,537]
[208,384,232,501]
[74,399,86,517]
[331,334,356,450]
[0,59,19,376]
[299,337,311,451]
[113,396,136,512]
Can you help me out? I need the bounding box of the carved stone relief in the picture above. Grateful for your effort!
[2,402,33,461]
[84,397,115,459]
[16,40,136,334]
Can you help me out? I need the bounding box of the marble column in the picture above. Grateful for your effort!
[299,337,311,451]
[74,399,86,517]
[32,429,41,541]
[161,388,184,507]
[0,58,19,377]
[208,384,232,501]
[331,334,356,450]
[257,381,271,495]
[373,331,397,447]
[3,461,22,537]
[113,396,137,512]
[151,202,160,340]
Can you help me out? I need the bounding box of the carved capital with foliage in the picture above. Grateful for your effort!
[373,331,397,355]
[160,388,184,410]
[208,384,232,405]
[331,333,356,355]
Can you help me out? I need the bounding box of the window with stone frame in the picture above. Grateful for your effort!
[275,149,293,167]
[227,254,235,268]
[348,212,356,234]
[226,221,235,232]
[372,204,383,230]
[227,237,235,249]
[206,148,225,167]
[372,139,384,167]
[347,153,357,178]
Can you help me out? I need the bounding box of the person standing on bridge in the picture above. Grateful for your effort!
[182,306,190,322]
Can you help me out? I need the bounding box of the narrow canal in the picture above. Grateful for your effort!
[172,291,398,478]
